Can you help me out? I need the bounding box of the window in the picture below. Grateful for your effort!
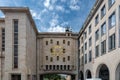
[89,50,92,62]
[101,40,106,54]
[49,65,52,70]
[81,56,84,65]
[89,37,92,47]
[101,5,106,18]
[68,56,70,61]
[46,56,48,60]
[68,65,70,70]
[85,54,87,64]
[63,48,65,53]
[46,65,48,70]
[53,65,55,70]
[46,41,48,45]
[89,25,92,34]
[57,56,59,61]
[81,37,83,43]
[50,57,53,62]
[2,28,5,51]
[95,45,99,57]
[95,14,99,25]
[50,39,53,44]
[109,0,115,8]
[81,46,84,53]
[63,40,65,44]
[60,65,63,70]
[67,41,70,46]
[101,22,106,36]
[109,12,116,29]
[57,41,59,45]
[95,29,99,41]
[109,34,115,50]
[13,19,18,69]
[57,65,59,70]
[63,57,65,62]
[84,31,87,39]
[64,65,66,70]
[50,48,53,53]
[85,42,87,50]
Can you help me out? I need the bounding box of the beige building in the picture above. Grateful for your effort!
[78,0,120,80]
[37,32,78,80]
[0,7,37,80]
[0,7,79,80]
[0,0,120,80]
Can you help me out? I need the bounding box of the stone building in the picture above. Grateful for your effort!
[0,7,79,80]
[0,0,120,80]
[78,0,120,80]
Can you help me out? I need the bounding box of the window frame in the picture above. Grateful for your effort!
[101,22,106,36]
[101,5,106,19]
[109,11,116,29]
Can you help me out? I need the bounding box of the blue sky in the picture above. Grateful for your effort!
[0,0,95,32]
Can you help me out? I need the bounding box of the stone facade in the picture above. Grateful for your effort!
[0,0,120,80]
[37,32,78,80]
[78,0,120,80]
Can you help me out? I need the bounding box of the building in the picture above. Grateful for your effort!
[0,7,79,80]
[37,31,78,80]
[78,0,120,80]
[0,7,37,80]
[0,0,120,80]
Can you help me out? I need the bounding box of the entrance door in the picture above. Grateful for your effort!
[99,64,109,80]
[11,74,21,80]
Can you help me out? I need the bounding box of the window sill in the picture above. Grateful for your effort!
[101,52,106,56]
[108,48,116,52]
[101,14,105,20]
[109,25,116,30]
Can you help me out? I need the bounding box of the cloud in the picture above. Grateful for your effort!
[61,22,69,26]
[49,13,59,27]
[44,0,50,8]
[47,25,65,32]
[70,5,80,10]
[43,0,57,11]
[30,10,41,20]
[69,0,80,10]
[56,5,65,12]
[49,18,59,27]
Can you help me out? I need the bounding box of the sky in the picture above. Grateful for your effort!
[0,0,95,32]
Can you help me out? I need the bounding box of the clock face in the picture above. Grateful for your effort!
[51,45,63,56]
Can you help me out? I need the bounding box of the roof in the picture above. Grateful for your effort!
[0,7,38,33]
[38,32,78,39]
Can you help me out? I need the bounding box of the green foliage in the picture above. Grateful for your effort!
[43,74,66,80]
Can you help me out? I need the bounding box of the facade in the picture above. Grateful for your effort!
[0,0,120,80]
[78,0,120,80]
[0,7,79,80]
[0,7,37,80]
[37,32,78,80]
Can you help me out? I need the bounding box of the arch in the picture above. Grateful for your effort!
[86,69,92,79]
[115,63,120,80]
[96,64,109,80]
[80,71,84,80]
